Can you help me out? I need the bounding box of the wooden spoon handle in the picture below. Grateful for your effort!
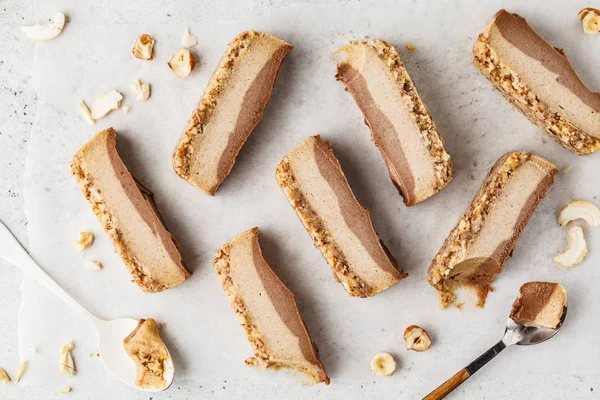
[423,369,470,400]
[423,340,507,400]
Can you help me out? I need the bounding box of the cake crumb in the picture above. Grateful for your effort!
[563,167,571,173]
[14,360,28,383]
[406,42,417,51]
[0,368,10,383]
[56,384,71,393]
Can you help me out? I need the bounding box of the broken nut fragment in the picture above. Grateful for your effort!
[578,8,600,35]
[403,325,432,352]
[554,226,588,268]
[21,12,65,41]
[168,48,195,78]
[73,232,94,251]
[77,100,95,125]
[0,368,10,384]
[132,34,155,60]
[182,27,197,48]
[56,384,72,393]
[132,79,151,101]
[60,342,76,376]
[86,261,103,271]
[14,360,28,383]
[91,90,123,120]
[369,352,396,376]
[558,200,600,227]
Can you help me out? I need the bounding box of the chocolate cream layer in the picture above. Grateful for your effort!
[71,128,190,292]
[213,228,329,385]
[336,40,452,206]
[276,135,406,298]
[173,31,292,195]
[428,152,558,309]
[473,10,600,155]
[510,282,567,329]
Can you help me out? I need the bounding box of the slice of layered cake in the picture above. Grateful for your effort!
[473,10,600,155]
[173,31,293,195]
[213,228,329,385]
[510,282,567,329]
[71,128,190,292]
[335,40,452,206]
[428,152,558,308]
[276,135,406,297]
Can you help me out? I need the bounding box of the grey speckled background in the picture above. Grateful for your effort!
[1,1,600,399]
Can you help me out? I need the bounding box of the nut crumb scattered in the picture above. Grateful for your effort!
[122,105,131,113]
[182,27,197,47]
[14,360,28,383]
[29,346,38,354]
[132,80,151,101]
[563,167,571,173]
[60,342,76,376]
[0,368,10,383]
[73,232,94,251]
[56,384,71,393]
[132,34,154,60]
[579,8,600,35]
[77,100,95,125]
[86,261,103,271]
[406,42,417,51]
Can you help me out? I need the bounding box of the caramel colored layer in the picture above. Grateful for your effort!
[213,228,329,385]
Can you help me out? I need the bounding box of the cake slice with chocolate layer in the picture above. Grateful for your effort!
[173,31,293,195]
[335,40,452,206]
[428,152,558,309]
[473,10,600,155]
[71,128,190,292]
[276,135,406,297]
[510,282,567,329]
[213,228,329,385]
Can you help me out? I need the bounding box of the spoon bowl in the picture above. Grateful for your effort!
[505,304,567,346]
[98,318,175,392]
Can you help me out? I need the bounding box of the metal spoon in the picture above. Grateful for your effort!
[424,304,567,399]
[0,220,174,391]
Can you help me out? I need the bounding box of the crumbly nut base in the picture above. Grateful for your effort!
[428,152,530,307]
[473,34,600,155]
[275,159,375,298]
[70,157,168,292]
[362,40,453,190]
[213,245,324,385]
[173,31,264,187]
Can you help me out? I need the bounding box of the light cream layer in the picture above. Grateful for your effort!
[286,140,398,290]
[531,285,567,329]
[487,23,600,139]
[78,135,184,286]
[228,231,308,367]
[342,44,438,201]
[188,36,282,189]
[465,157,551,261]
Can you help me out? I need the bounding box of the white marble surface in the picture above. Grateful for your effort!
[2,0,600,399]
